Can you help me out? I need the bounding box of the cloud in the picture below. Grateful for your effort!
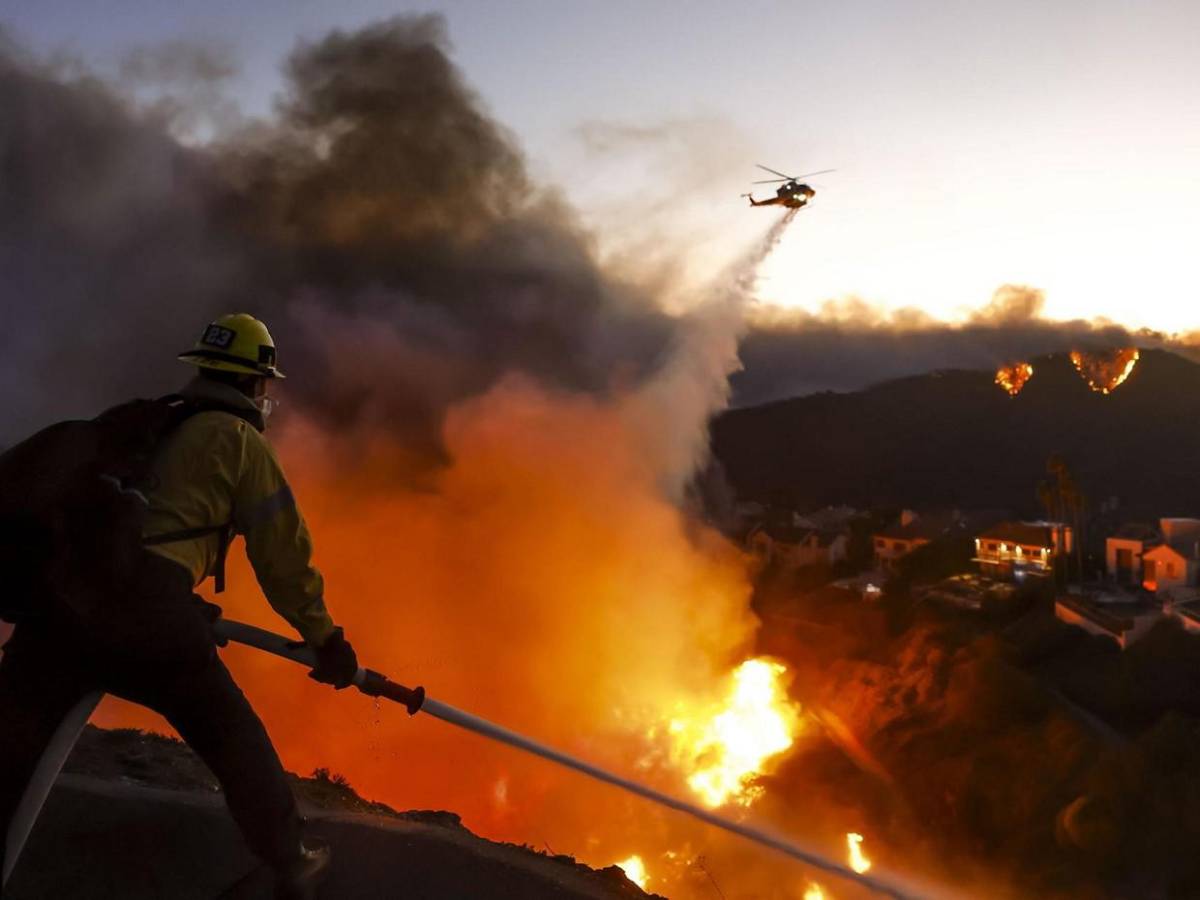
[967,283,1046,325]
[732,286,1144,406]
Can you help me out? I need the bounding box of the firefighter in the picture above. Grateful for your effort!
[0,313,356,899]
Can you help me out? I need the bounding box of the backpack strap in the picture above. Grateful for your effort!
[136,394,260,595]
[213,523,233,594]
[175,395,265,433]
[143,524,229,545]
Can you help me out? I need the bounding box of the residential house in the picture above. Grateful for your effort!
[815,530,850,566]
[1105,522,1162,585]
[1054,592,1161,650]
[747,521,847,572]
[1141,518,1200,597]
[799,506,858,567]
[873,510,954,572]
[872,509,1011,574]
[973,521,1073,580]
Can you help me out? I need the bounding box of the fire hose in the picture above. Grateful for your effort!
[5,619,931,899]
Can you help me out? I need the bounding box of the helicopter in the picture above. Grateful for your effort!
[743,164,835,209]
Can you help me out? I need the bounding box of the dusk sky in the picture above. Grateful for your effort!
[6,0,1199,332]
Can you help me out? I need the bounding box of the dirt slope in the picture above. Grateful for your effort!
[5,728,655,900]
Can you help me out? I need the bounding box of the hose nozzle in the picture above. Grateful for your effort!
[357,669,425,715]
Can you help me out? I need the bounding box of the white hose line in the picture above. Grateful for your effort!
[3,691,103,887]
[216,619,935,899]
[420,697,926,899]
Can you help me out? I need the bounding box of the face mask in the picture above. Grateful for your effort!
[256,396,277,422]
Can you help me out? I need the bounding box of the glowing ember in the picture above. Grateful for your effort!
[1069,347,1140,394]
[664,658,802,808]
[804,883,827,900]
[617,855,648,889]
[847,832,872,874]
[995,362,1034,397]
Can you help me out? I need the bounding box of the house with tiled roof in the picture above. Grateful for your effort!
[747,519,848,572]
[973,520,1072,580]
[1141,518,1200,597]
[1106,522,1162,585]
[874,509,1009,573]
[873,510,955,572]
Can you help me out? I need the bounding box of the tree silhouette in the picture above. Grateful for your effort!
[1037,454,1087,587]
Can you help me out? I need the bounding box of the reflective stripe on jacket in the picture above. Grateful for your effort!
[142,379,335,645]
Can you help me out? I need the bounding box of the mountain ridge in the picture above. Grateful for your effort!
[711,348,1200,518]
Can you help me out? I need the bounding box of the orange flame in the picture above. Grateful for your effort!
[617,855,649,889]
[1069,348,1140,394]
[659,658,803,808]
[995,362,1034,397]
[847,832,872,874]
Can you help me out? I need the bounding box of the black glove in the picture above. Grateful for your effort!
[308,627,358,690]
[193,596,228,647]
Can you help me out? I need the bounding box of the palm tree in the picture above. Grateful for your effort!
[1038,454,1087,587]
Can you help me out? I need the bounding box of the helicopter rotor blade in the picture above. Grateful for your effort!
[755,164,794,180]
[791,169,837,180]
[752,178,789,184]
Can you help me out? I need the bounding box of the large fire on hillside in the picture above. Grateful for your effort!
[996,348,1141,397]
[1070,347,1140,394]
[995,362,1034,396]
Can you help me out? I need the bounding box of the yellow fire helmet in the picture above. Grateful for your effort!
[178,313,286,379]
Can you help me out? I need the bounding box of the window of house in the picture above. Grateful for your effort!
[875,539,886,549]
[987,542,999,552]
[1167,562,1177,578]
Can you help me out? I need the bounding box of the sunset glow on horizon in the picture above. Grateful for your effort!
[753,165,1199,335]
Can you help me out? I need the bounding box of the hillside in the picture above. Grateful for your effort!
[4,727,655,900]
[712,348,1200,517]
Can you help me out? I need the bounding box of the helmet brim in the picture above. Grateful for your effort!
[178,353,286,379]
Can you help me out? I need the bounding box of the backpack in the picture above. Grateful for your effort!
[0,396,246,623]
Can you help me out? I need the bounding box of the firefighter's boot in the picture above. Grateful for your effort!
[273,841,331,900]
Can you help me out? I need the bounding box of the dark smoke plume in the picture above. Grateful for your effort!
[0,16,672,460]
